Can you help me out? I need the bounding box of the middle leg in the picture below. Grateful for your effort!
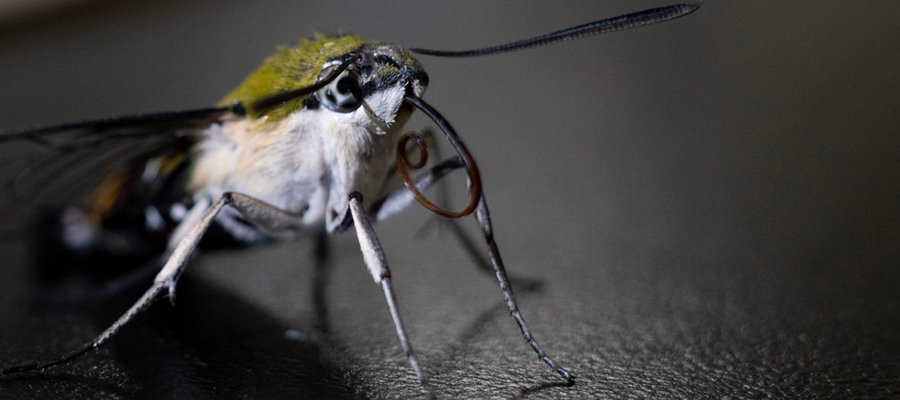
[1,192,307,375]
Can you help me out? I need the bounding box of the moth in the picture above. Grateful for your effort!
[0,3,700,395]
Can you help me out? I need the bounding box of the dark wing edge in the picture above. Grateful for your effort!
[0,105,242,145]
[0,105,243,235]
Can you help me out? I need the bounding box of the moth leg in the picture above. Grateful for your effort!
[347,192,431,392]
[369,156,464,222]
[1,192,304,376]
[0,196,224,375]
[442,215,545,292]
[367,157,568,382]
[370,157,539,291]
[473,194,574,384]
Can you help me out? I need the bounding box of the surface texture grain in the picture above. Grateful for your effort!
[1,1,898,399]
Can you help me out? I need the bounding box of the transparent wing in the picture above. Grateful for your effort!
[0,106,240,234]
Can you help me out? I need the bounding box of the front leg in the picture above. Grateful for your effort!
[346,192,431,394]
[473,196,573,384]
[360,156,574,384]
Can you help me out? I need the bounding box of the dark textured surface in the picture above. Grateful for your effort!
[1,1,899,399]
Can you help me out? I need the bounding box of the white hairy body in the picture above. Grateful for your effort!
[187,84,415,239]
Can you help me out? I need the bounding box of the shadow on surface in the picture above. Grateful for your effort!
[2,268,358,400]
[514,381,575,399]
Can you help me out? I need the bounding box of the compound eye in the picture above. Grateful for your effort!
[316,69,363,113]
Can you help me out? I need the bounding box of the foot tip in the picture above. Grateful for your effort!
[558,369,575,385]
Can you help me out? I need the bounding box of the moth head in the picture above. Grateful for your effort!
[310,44,428,129]
[221,35,427,129]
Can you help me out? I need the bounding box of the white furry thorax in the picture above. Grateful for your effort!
[187,84,413,239]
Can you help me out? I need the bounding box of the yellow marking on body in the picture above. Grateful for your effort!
[219,35,377,121]
[157,153,186,177]
[83,166,129,225]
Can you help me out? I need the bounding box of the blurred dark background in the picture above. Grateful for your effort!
[0,1,898,398]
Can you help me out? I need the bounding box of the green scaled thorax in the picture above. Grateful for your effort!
[218,34,375,121]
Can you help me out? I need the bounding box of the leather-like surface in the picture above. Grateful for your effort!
[1,1,898,398]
